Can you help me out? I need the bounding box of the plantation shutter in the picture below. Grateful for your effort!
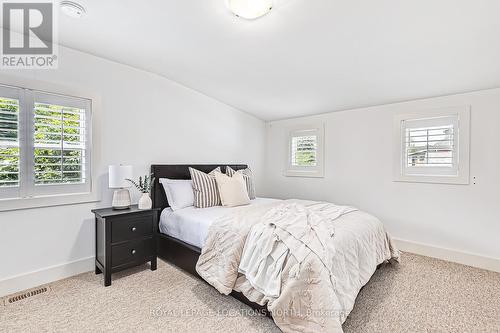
[291,135,317,167]
[0,86,23,198]
[402,115,459,176]
[32,92,91,196]
[405,126,454,167]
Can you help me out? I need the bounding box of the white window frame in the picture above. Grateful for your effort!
[393,106,471,184]
[0,83,97,211]
[0,85,24,200]
[284,123,325,178]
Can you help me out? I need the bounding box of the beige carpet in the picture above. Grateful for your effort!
[1,252,499,332]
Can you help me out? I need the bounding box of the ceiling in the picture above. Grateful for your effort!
[58,0,500,120]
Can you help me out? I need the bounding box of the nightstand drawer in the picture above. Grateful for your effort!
[112,238,154,267]
[111,215,153,243]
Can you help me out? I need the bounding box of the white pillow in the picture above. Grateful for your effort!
[214,171,250,207]
[159,178,194,211]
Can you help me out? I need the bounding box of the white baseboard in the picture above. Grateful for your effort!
[0,256,94,298]
[394,238,500,273]
[2,240,498,298]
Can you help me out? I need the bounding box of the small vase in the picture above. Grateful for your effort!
[138,193,152,210]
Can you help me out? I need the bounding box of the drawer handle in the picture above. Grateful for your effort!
[131,249,136,255]
[131,227,137,232]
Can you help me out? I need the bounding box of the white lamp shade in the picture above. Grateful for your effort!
[108,165,133,188]
[227,0,273,20]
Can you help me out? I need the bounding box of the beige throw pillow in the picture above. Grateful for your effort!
[214,171,250,207]
[225,166,256,200]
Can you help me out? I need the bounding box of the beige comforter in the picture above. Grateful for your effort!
[196,200,399,333]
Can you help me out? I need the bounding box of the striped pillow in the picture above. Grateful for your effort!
[226,166,256,200]
[189,167,221,208]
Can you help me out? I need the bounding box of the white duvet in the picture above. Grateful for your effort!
[196,199,400,333]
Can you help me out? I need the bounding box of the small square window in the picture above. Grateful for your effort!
[393,106,470,184]
[285,123,324,178]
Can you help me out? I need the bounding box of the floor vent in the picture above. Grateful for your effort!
[5,287,50,305]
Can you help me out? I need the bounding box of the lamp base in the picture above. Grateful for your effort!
[112,188,131,210]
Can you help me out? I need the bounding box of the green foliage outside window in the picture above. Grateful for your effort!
[294,151,317,166]
[0,97,85,187]
[34,103,84,184]
[0,98,19,186]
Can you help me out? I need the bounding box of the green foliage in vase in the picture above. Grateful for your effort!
[126,174,155,193]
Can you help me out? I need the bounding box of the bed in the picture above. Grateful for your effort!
[151,164,399,332]
[152,164,271,313]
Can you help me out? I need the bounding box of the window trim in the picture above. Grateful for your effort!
[0,192,99,211]
[0,79,100,212]
[393,106,471,185]
[284,123,325,178]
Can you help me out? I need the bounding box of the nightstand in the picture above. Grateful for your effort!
[91,205,160,286]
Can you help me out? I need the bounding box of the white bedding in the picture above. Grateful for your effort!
[196,200,400,333]
[159,197,280,248]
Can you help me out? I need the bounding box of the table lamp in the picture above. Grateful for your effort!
[109,165,133,210]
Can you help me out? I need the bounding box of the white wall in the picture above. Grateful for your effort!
[263,89,500,265]
[0,46,266,296]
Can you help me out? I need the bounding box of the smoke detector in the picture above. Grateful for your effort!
[60,1,87,18]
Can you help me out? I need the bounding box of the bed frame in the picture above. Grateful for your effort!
[151,164,269,315]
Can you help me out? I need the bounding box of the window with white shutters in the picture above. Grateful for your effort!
[405,124,454,169]
[0,97,20,187]
[291,134,317,167]
[285,124,324,177]
[0,84,92,201]
[393,107,470,184]
[0,85,23,199]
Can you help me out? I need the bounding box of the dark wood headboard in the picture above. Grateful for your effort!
[150,164,248,211]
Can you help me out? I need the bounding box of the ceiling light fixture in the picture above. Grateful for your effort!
[227,0,273,20]
[60,1,87,19]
